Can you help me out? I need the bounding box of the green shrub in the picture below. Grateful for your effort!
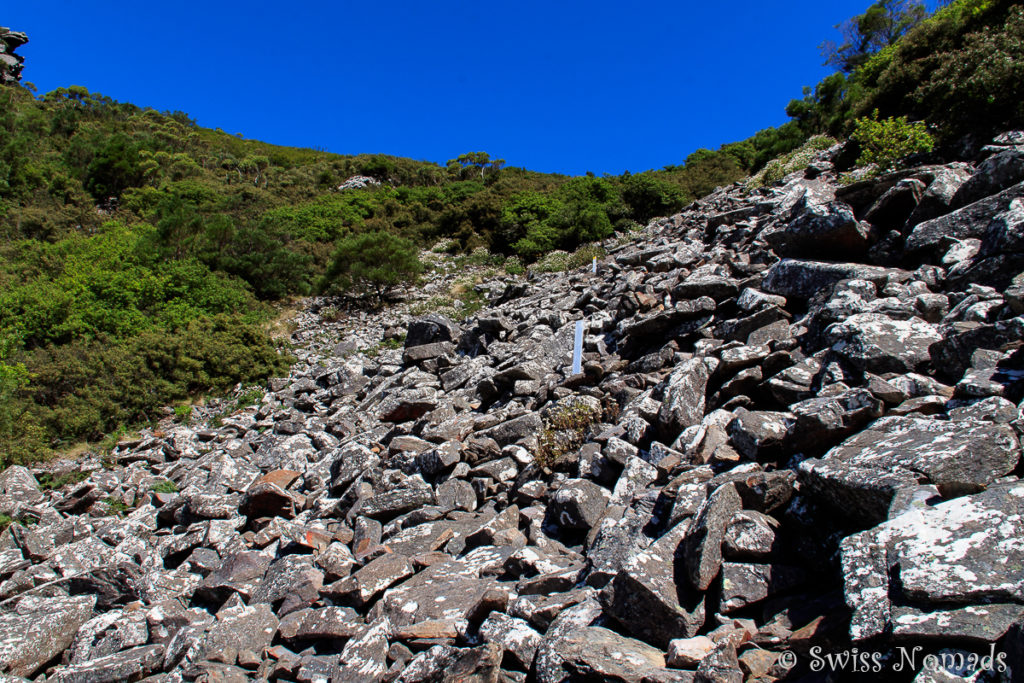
[504,256,525,275]
[101,496,130,514]
[150,479,178,493]
[747,135,837,188]
[319,230,423,303]
[850,110,933,171]
[37,469,88,490]
[535,398,602,468]
[567,244,607,270]
[532,250,571,273]
[173,404,192,422]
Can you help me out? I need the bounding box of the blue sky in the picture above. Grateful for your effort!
[7,1,873,176]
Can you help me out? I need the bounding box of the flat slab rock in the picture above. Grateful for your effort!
[826,313,941,374]
[0,594,96,677]
[841,481,1024,642]
[535,625,670,683]
[801,416,1020,523]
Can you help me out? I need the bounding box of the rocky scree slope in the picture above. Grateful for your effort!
[0,136,1023,682]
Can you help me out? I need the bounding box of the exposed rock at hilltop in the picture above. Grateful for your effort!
[0,28,27,84]
[2,135,1023,682]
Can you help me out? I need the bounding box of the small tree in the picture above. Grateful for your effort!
[850,110,934,171]
[820,0,928,74]
[320,231,423,303]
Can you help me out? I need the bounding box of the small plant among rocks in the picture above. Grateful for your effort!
[747,135,837,188]
[37,470,89,490]
[535,398,602,468]
[150,479,178,494]
[101,497,130,515]
[319,305,343,322]
[850,110,933,172]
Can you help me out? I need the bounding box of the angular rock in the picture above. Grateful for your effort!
[478,612,542,671]
[406,315,460,348]
[657,358,710,441]
[719,562,808,613]
[547,478,610,532]
[842,481,1024,641]
[762,259,898,299]
[682,483,742,591]
[0,594,96,677]
[602,521,706,648]
[808,415,1019,505]
[827,313,941,374]
[907,180,1024,255]
[198,602,279,666]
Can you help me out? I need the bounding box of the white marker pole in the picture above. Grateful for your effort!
[572,320,584,375]
[592,256,597,274]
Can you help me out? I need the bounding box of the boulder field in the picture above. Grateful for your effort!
[1,137,1023,682]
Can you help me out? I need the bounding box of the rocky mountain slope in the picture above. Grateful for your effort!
[0,135,1022,682]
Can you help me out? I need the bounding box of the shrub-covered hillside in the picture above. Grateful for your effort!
[0,77,769,462]
[1,0,1022,465]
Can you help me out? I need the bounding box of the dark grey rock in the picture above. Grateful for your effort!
[842,481,1024,641]
[810,415,1019,499]
[907,180,1024,255]
[761,259,898,299]
[197,602,278,666]
[657,358,710,441]
[727,409,791,461]
[682,483,742,591]
[602,521,705,648]
[827,313,941,374]
[51,644,165,683]
[547,478,610,532]
[0,594,96,677]
[406,315,461,348]
[719,562,808,613]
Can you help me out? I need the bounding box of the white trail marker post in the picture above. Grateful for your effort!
[571,320,584,376]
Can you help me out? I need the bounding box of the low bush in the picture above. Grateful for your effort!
[850,110,934,171]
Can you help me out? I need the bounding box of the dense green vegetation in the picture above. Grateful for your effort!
[789,0,1024,143]
[1,0,1021,465]
[0,76,763,462]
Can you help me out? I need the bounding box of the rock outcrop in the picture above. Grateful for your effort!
[1,134,1023,681]
[0,28,27,84]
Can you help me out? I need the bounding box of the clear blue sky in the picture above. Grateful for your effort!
[7,1,873,176]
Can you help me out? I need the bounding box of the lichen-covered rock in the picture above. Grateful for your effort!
[657,358,710,440]
[761,259,897,299]
[0,594,96,677]
[602,521,706,648]
[536,625,669,683]
[546,478,610,532]
[682,483,743,591]
[827,313,942,374]
[197,602,278,665]
[803,416,1019,512]
[907,180,1024,255]
[50,644,165,683]
[478,611,542,670]
[842,481,1024,641]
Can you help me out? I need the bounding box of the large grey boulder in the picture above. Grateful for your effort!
[602,521,706,648]
[762,259,899,299]
[906,180,1024,255]
[801,416,1019,524]
[765,193,871,258]
[951,150,1024,209]
[842,481,1024,642]
[826,313,941,374]
[405,314,461,348]
[0,595,96,677]
[657,358,710,440]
